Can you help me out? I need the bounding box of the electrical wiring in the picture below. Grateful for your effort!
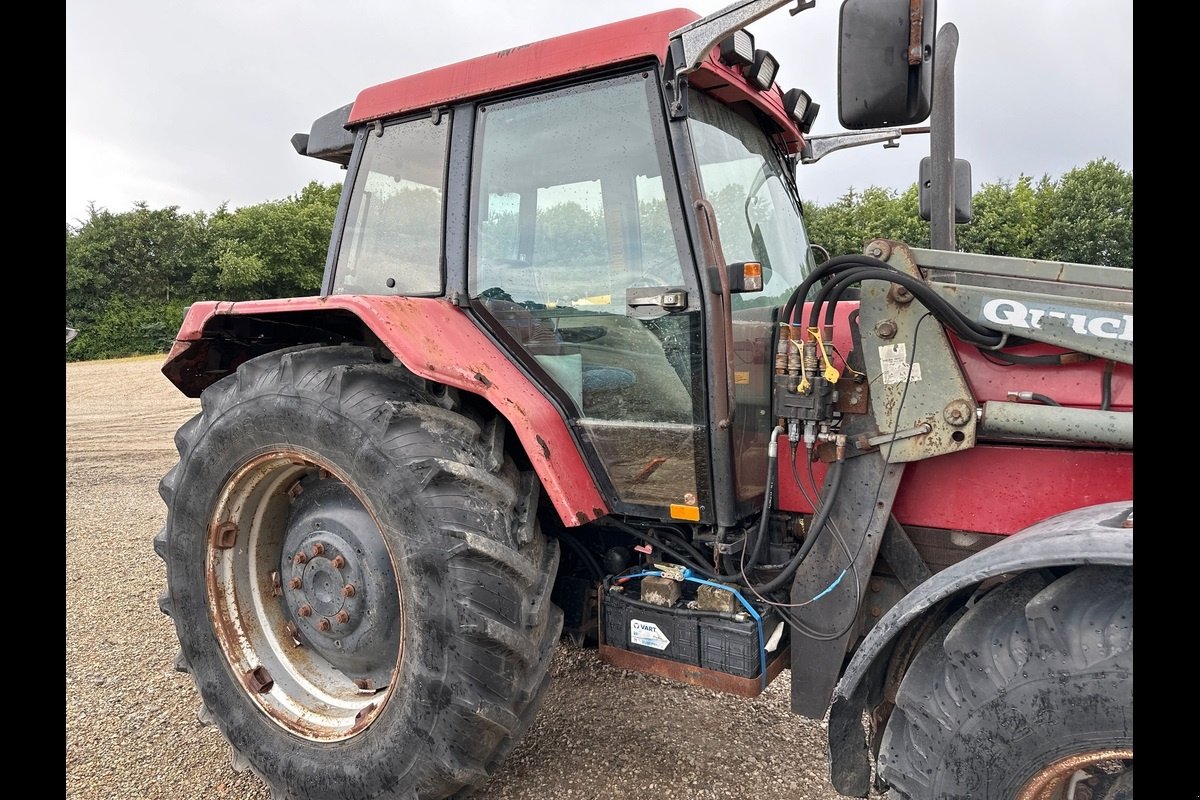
[839,312,933,579]
[745,458,846,596]
[655,525,715,569]
[752,312,935,643]
[606,519,725,580]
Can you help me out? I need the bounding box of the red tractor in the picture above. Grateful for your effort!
[156,2,1132,798]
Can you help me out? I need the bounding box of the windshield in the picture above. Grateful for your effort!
[686,89,815,308]
[687,89,817,509]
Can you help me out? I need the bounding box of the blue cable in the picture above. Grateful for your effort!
[612,568,769,690]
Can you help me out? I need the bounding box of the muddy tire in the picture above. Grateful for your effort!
[155,345,561,800]
[877,566,1133,800]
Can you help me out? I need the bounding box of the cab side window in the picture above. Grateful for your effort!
[332,115,449,295]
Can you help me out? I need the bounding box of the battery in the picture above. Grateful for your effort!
[601,581,779,679]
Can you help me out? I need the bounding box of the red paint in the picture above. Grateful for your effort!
[163,296,609,528]
[953,338,1132,408]
[777,442,1132,535]
[776,302,1133,534]
[347,8,802,152]
[688,55,802,153]
[350,9,698,124]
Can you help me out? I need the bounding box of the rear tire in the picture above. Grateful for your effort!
[878,566,1133,800]
[155,345,561,800]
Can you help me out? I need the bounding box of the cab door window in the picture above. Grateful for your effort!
[469,73,704,515]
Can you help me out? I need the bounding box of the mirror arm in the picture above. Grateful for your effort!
[668,0,815,80]
[800,127,929,164]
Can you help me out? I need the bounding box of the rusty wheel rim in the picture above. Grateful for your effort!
[205,450,402,741]
[1014,749,1133,800]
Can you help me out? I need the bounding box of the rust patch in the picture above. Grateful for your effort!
[597,643,788,698]
[212,521,238,549]
[835,376,869,415]
[473,372,492,387]
[245,665,274,694]
[592,507,604,519]
[348,702,377,735]
[575,511,589,525]
[535,435,550,460]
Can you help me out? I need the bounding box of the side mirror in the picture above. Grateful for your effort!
[837,0,936,129]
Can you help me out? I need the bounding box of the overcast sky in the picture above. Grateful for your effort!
[66,1,1131,226]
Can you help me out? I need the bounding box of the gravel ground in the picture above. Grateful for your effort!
[66,355,872,800]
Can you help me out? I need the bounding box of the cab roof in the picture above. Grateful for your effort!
[348,8,700,124]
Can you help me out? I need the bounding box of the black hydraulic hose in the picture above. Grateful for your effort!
[781,255,896,326]
[656,526,714,570]
[810,268,1004,347]
[750,457,846,595]
[743,427,783,574]
[557,532,604,581]
[1101,360,1114,411]
[1028,393,1061,407]
[981,348,1092,366]
[606,519,736,582]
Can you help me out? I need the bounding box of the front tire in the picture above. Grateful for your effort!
[155,345,561,800]
[878,566,1133,800]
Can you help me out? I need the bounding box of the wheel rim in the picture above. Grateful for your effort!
[205,450,402,741]
[1014,749,1133,800]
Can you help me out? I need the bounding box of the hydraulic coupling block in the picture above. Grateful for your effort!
[773,373,839,445]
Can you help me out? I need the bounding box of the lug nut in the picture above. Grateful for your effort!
[297,604,313,617]
[311,542,325,557]
[341,584,357,598]
[289,577,303,590]
[317,618,332,632]
[293,552,307,565]
[331,555,346,569]
[335,610,351,624]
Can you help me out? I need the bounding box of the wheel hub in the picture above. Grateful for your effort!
[281,476,401,690]
[206,451,403,741]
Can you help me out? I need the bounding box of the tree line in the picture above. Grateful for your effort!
[65,158,1131,361]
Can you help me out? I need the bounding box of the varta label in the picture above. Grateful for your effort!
[630,619,670,651]
[982,298,1132,342]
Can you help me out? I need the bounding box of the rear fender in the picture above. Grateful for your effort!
[162,296,610,527]
[826,500,1134,797]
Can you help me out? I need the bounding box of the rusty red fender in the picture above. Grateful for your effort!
[162,295,610,527]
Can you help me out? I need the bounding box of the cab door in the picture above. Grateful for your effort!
[467,70,710,521]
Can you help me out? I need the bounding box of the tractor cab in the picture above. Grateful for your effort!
[296,8,821,527]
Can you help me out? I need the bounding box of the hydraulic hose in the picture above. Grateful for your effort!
[810,267,1004,347]
[750,457,846,595]
[606,519,737,582]
[781,255,896,326]
[743,426,785,574]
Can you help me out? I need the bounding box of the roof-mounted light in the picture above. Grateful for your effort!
[783,88,821,134]
[745,49,778,91]
[718,29,755,68]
